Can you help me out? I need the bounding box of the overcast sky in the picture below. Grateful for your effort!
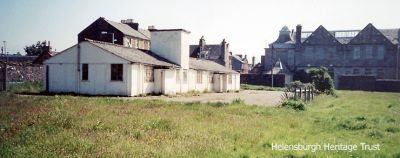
[0,0,399,63]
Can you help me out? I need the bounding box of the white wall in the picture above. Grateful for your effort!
[150,30,190,69]
[45,42,132,96]
[44,45,79,93]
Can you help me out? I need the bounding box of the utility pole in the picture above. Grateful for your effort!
[2,41,6,91]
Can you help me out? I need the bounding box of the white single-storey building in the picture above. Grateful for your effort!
[43,29,240,96]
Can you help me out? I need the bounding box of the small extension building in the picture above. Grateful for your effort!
[44,24,240,96]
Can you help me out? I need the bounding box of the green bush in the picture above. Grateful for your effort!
[231,98,245,105]
[281,99,306,111]
[308,67,335,95]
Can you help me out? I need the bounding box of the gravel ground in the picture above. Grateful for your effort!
[131,90,285,107]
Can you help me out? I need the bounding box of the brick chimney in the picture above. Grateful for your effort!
[121,19,139,30]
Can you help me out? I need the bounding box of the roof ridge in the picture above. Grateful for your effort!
[85,39,137,49]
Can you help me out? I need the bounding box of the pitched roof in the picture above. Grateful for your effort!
[189,45,223,60]
[88,41,176,67]
[232,55,244,63]
[138,28,151,39]
[379,29,399,44]
[105,20,150,40]
[297,25,399,45]
[189,58,237,73]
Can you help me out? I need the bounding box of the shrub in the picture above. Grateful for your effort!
[308,67,335,95]
[293,67,335,95]
[231,98,245,105]
[337,120,367,130]
[386,127,399,133]
[281,99,306,111]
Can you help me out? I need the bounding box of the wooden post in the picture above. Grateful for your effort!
[299,87,302,100]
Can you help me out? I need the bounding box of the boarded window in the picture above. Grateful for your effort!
[353,46,361,59]
[145,66,154,82]
[183,70,187,83]
[82,64,88,81]
[377,46,385,59]
[176,70,180,84]
[209,73,213,83]
[111,64,123,81]
[365,46,373,59]
[196,71,202,84]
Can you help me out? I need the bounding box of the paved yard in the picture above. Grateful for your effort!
[132,90,285,107]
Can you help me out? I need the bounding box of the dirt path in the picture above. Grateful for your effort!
[131,90,284,107]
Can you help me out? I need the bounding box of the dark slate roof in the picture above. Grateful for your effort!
[296,28,399,45]
[189,58,237,73]
[105,20,150,40]
[379,29,399,44]
[0,55,37,62]
[88,41,176,67]
[189,45,222,60]
[232,55,244,63]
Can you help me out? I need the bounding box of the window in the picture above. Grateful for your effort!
[365,46,373,59]
[145,66,154,82]
[353,46,361,59]
[377,46,385,59]
[209,73,213,83]
[196,71,202,84]
[82,64,88,81]
[228,74,232,84]
[135,39,139,48]
[183,70,187,83]
[365,68,372,75]
[315,47,324,60]
[111,64,123,81]
[353,69,359,75]
[176,70,180,84]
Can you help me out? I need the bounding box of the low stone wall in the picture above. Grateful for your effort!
[0,62,44,83]
[240,74,285,87]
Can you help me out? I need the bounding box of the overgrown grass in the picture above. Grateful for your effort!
[240,84,285,91]
[0,91,399,157]
[6,81,43,94]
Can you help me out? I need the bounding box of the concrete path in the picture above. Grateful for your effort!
[131,90,284,107]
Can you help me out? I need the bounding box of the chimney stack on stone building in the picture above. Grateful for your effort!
[295,24,302,50]
[252,56,256,67]
[121,19,139,30]
[221,39,230,68]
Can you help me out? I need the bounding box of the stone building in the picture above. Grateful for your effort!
[264,24,400,87]
[232,54,250,74]
[189,36,232,69]
[78,17,151,50]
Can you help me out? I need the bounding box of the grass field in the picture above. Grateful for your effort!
[0,89,400,157]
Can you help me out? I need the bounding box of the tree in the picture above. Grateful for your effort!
[24,41,47,56]
[308,67,335,95]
